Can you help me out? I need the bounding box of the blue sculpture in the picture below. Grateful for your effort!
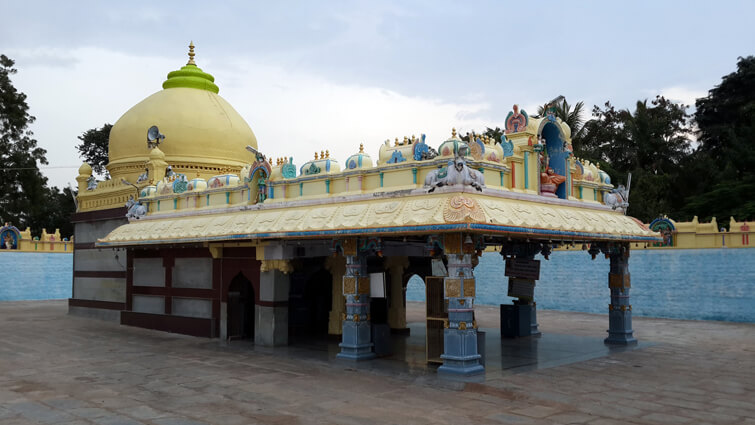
[501,135,514,157]
[281,158,297,178]
[388,150,406,164]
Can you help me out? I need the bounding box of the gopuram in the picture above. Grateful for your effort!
[71,44,660,376]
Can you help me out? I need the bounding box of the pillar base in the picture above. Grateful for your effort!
[438,328,485,376]
[605,331,637,345]
[337,320,375,361]
[438,357,485,376]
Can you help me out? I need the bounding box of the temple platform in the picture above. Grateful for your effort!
[1,300,752,424]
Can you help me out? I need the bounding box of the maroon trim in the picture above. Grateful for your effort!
[74,242,97,250]
[257,300,289,308]
[71,207,128,223]
[74,270,127,278]
[69,298,126,310]
[222,247,257,258]
[133,248,211,259]
[131,286,214,299]
[126,250,134,311]
[132,250,163,258]
[120,311,215,338]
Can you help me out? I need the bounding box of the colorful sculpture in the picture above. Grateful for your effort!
[540,167,566,197]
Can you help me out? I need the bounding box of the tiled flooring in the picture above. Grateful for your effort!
[0,300,752,424]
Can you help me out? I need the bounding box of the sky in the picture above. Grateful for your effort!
[1,0,753,189]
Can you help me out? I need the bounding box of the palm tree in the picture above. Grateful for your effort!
[537,98,587,143]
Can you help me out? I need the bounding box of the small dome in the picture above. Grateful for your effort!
[438,128,471,158]
[345,144,373,170]
[140,185,157,198]
[300,152,341,176]
[188,178,207,192]
[598,169,611,185]
[78,162,92,176]
[207,174,240,189]
[150,147,166,161]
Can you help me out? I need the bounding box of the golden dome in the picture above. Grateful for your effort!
[107,43,258,183]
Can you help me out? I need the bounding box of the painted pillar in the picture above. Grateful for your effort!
[385,256,410,332]
[325,255,346,335]
[256,265,291,346]
[605,244,637,345]
[438,234,484,376]
[338,248,375,360]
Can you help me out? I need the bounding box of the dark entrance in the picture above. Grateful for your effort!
[289,259,332,336]
[227,272,255,340]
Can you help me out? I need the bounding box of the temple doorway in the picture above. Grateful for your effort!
[289,261,332,336]
[227,272,255,340]
[541,121,569,199]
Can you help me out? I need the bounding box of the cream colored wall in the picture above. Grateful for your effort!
[636,217,754,249]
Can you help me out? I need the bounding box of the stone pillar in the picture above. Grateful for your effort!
[255,263,291,347]
[501,243,542,337]
[326,255,346,335]
[438,234,484,376]
[385,256,410,333]
[337,249,375,361]
[605,244,637,345]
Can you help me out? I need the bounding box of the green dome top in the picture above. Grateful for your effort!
[161,42,219,94]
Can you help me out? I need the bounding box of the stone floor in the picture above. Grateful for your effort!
[0,300,753,425]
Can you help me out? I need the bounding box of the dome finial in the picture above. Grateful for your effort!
[187,41,196,65]
[359,143,364,153]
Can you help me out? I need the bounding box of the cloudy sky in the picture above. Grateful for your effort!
[1,0,753,188]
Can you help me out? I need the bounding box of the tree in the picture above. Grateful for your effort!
[0,54,51,230]
[538,98,587,148]
[681,56,755,221]
[77,123,112,179]
[579,96,692,222]
[0,54,75,237]
[460,126,503,144]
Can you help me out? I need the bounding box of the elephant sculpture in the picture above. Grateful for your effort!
[424,155,485,192]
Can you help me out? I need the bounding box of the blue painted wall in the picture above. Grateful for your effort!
[409,249,755,323]
[542,122,568,199]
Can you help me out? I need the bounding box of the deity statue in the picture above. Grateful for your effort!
[540,167,566,197]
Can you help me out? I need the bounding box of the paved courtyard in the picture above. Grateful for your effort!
[0,300,753,425]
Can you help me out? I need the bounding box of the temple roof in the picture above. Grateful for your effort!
[97,189,658,247]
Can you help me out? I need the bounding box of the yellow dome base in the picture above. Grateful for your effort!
[108,87,257,182]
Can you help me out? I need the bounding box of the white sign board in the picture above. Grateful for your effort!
[370,272,386,298]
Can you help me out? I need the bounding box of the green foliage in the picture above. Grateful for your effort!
[683,56,755,221]
[77,123,112,178]
[460,127,503,143]
[537,99,587,146]
[578,96,692,222]
[0,54,74,237]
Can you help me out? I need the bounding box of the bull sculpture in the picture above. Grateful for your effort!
[424,152,485,193]
[125,196,148,219]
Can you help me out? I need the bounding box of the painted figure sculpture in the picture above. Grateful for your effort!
[540,167,566,197]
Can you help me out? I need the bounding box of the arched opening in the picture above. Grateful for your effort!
[289,260,332,336]
[227,272,255,340]
[541,122,568,199]
[0,225,20,250]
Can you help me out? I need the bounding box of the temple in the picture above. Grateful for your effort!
[70,43,660,376]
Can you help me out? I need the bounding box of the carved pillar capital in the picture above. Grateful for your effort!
[260,259,293,274]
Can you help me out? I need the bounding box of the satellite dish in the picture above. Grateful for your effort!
[146,125,165,149]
